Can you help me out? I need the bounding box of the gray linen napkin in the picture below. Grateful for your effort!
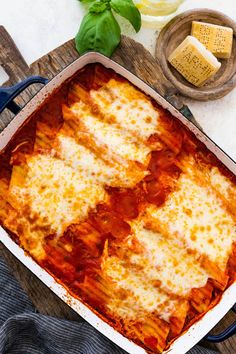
[0,257,218,354]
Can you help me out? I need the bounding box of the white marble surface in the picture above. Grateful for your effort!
[0,0,236,159]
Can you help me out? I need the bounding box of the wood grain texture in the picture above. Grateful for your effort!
[0,25,235,353]
[156,9,236,101]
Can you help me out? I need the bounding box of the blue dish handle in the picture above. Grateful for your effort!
[205,304,236,343]
[0,76,48,115]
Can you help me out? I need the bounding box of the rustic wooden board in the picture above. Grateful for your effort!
[0,25,235,353]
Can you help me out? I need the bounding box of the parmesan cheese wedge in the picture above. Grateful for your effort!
[191,21,233,59]
[168,35,221,87]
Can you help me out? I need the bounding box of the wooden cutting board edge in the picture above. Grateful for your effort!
[0,25,235,353]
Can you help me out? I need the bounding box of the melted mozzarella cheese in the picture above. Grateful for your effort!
[90,79,160,140]
[103,256,177,322]
[71,102,151,165]
[130,221,208,296]
[210,167,231,196]
[147,174,236,270]
[58,134,117,184]
[9,154,106,235]
[210,167,236,208]
[57,134,147,188]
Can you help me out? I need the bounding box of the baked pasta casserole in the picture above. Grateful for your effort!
[0,64,235,353]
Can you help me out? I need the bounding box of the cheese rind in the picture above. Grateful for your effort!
[168,35,221,87]
[191,21,233,59]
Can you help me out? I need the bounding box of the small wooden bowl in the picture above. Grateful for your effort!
[155,9,236,101]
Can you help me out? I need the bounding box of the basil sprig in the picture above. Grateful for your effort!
[75,0,141,57]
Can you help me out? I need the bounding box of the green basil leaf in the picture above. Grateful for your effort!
[110,0,141,32]
[89,1,108,13]
[79,0,95,3]
[75,10,121,57]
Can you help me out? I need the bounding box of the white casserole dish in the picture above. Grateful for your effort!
[0,52,236,354]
